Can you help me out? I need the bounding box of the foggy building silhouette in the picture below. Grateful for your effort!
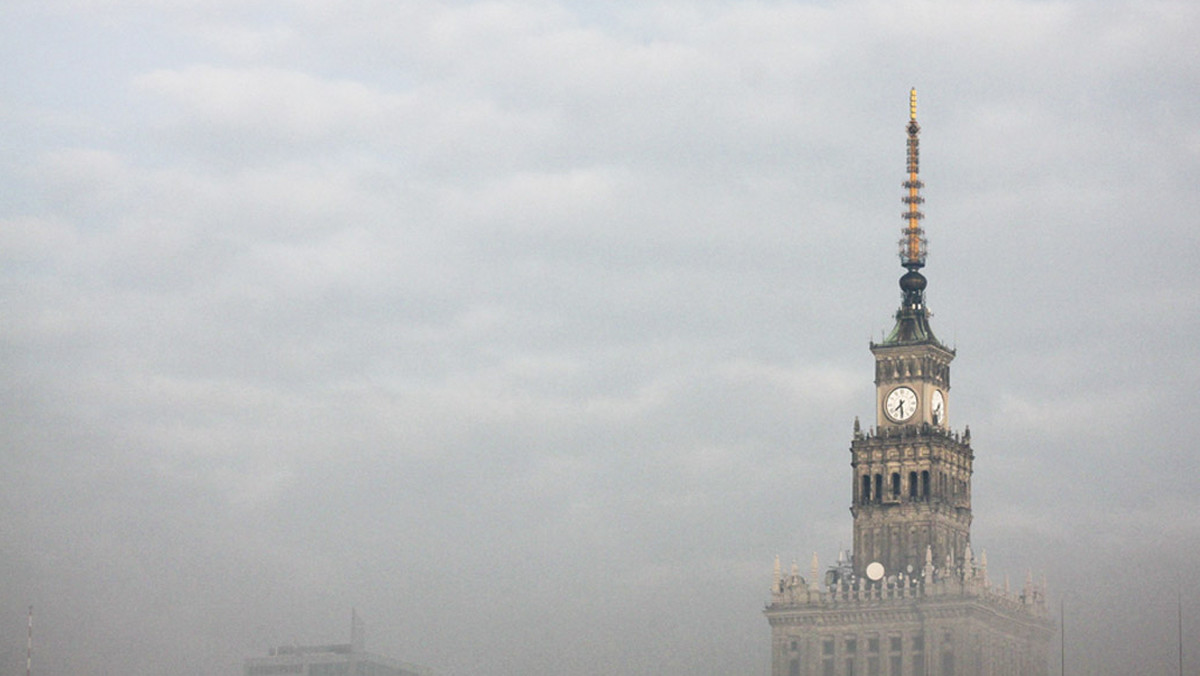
[244,612,432,676]
[764,91,1054,676]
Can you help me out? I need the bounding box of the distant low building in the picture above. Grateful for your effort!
[244,613,432,676]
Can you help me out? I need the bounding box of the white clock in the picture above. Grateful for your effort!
[931,390,945,425]
[885,386,918,422]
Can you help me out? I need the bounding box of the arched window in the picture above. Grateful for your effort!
[908,472,918,500]
[874,474,883,504]
[921,471,930,500]
[891,473,901,498]
[862,474,872,504]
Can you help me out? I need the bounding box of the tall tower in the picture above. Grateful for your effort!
[851,90,972,579]
[765,91,1053,676]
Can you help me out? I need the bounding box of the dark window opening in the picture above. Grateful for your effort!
[942,651,955,676]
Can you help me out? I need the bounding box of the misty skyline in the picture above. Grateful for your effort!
[2,1,1199,675]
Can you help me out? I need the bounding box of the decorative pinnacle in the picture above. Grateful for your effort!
[900,88,927,270]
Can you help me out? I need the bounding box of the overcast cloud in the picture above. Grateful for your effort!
[2,1,1199,674]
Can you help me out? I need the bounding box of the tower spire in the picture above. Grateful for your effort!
[878,90,942,346]
[902,89,926,269]
[899,88,928,309]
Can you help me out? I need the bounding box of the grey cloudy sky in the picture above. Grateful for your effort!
[1,1,1198,674]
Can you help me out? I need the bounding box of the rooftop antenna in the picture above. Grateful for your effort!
[351,608,366,653]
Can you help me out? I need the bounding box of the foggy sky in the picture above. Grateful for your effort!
[2,1,1199,675]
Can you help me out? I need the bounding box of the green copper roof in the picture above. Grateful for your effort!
[879,305,943,347]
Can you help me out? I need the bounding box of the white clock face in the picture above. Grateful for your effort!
[931,390,945,425]
[885,386,918,422]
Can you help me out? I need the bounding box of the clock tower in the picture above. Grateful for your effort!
[766,91,1053,676]
[849,90,973,579]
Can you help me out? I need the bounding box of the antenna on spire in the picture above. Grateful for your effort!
[901,88,927,270]
[898,88,929,308]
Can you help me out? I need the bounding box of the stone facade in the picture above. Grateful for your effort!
[849,424,973,580]
[765,551,1053,676]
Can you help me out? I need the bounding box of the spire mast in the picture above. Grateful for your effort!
[902,88,927,270]
[895,88,931,310]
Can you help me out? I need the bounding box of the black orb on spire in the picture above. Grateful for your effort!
[900,269,927,293]
[900,268,926,307]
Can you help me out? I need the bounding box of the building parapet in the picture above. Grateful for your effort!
[853,421,970,445]
[768,549,1048,620]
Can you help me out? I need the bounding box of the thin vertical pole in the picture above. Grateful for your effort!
[1179,592,1184,676]
[26,605,33,676]
[1060,597,1065,676]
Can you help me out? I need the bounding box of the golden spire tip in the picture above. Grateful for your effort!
[909,88,917,120]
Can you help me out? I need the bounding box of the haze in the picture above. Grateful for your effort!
[2,1,1198,674]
